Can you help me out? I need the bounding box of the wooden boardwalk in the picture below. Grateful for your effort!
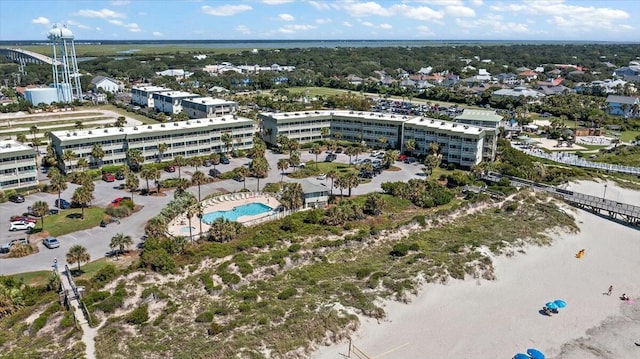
[481,173,640,226]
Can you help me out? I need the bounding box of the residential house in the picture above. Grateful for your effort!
[155,69,193,80]
[518,70,538,82]
[494,73,519,85]
[492,86,545,102]
[299,180,329,209]
[605,95,640,118]
[418,66,433,75]
[90,76,120,93]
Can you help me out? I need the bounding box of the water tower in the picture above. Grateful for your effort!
[48,25,82,103]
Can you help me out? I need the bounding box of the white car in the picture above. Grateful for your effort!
[317,173,327,180]
[10,221,35,231]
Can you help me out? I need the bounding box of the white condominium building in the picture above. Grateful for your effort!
[131,85,172,108]
[49,117,256,173]
[259,110,495,167]
[0,140,38,190]
[152,91,199,114]
[454,109,501,161]
[181,97,239,119]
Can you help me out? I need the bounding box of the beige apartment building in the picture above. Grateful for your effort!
[181,97,239,119]
[0,140,38,190]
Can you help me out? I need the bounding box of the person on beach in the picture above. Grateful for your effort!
[621,293,629,301]
[608,285,613,296]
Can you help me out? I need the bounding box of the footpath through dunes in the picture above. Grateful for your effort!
[311,180,640,359]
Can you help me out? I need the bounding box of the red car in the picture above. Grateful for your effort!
[398,154,408,162]
[111,197,132,207]
[102,173,116,182]
[9,216,37,223]
[165,165,176,173]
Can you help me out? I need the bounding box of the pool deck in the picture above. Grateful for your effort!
[167,192,281,239]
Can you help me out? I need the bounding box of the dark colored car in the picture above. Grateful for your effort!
[209,169,221,177]
[404,157,417,164]
[325,154,337,162]
[8,194,25,203]
[115,172,125,180]
[233,174,245,182]
[165,165,176,173]
[220,156,230,165]
[335,147,343,154]
[55,198,71,209]
[102,173,116,182]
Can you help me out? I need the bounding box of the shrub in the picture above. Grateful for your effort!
[119,199,134,210]
[60,311,75,329]
[287,243,302,253]
[218,271,241,286]
[277,287,296,300]
[94,295,123,313]
[195,311,214,323]
[101,165,125,174]
[8,243,33,258]
[105,205,132,218]
[390,243,410,257]
[208,321,224,336]
[126,304,149,325]
[83,291,110,306]
[355,267,373,279]
[141,248,176,274]
[91,264,119,289]
[200,273,217,293]
[262,182,280,193]
[447,163,456,170]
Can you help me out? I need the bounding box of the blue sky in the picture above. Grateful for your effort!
[1,0,638,41]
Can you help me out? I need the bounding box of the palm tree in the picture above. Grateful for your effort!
[195,202,204,239]
[364,193,385,215]
[250,156,269,192]
[29,125,39,152]
[145,216,167,238]
[311,143,322,168]
[157,143,169,162]
[31,201,49,231]
[90,143,105,169]
[109,233,133,259]
[173,155,186,179]
[345,146,357,166]
[62,149,76,172]
[321,127,330,142]
[344,172,360,197]
[72,186,93,219]
[382,150,398,169]
[140,167,155,194]
[423,155,440,176]
[280,182,304,210]
[115,116,126,127]
[221,133,233,153]
[326,170,338,196]
[190,157,203,171]
[377,136,388,149]
[428,142,440,156]
[333,132,342,142]
[125,173,140,201]
[16,133,27,143]
[75,121,84,130]
[289,151,301,170]
[185,205,196,242]
[207,218,242,243]
[49,172,67,210]
[153,169,162,194]
[405,138,417,155]
[191,170,206,202]
[126,148,144,170]
[66,245,90,273]
[76,158,88,172]
[277,158,289,182]
[209,153,220,170]
[234,166,250,190]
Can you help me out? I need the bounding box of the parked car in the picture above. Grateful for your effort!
[203,160,212,167]
[404,157,418,164]
[317,173,327,180]
[325,154,337,162]
[111,197,132,206]
[42,237,60,249]
[49,208,59,215]
[209,168,221,177]
[233,174,245,182]
[9,216,37,223]
[115,172,125,180]
[335,147,343,154]
[55,198,71,209]
[102,173,116,182]
[1,238,29,253]
[8,194,25,203]
[398,154,408,162]
[370,150,381,157]
[220,156,230,164]
[9,221,35,231]
[358,171,374,179]
[165,165,176,173]
[351,158,364,165]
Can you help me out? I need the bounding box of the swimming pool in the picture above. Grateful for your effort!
[180,226,196,234]
[202,202,273,223]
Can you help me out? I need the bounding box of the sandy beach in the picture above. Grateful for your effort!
[312,180,640,359]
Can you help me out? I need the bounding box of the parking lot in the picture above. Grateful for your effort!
[0,149,426,275]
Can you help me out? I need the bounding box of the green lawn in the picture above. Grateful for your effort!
[70,258,112,278]
[10,270,53,287]
[619,130,640,143]
[94,104,159,125]
[287,161,359,179]
[34,207,105,237]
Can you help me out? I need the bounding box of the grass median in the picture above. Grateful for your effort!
[34,207,105,237]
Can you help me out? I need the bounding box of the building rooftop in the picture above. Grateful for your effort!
[404,117,485,135]
[299,179,329,195]
[182,97,237,106]
[132,85,171,93]
[0,140,34,154]
[263,110,412,123]
[50,117,255,141]
[455,109,504,123]
[153,91,198,99]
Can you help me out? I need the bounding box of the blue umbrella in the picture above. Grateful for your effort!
[554,300,567,308]
[513,354,531,359]
[545,302,558,310]
[527,348,545,359]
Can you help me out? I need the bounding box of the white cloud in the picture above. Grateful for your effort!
[362,21,373,27]
[32,16,50,25]
[138,12,148,16]
[455,14,530,34]
[446,5,475,17]
[315,18,332,24]
[416,25,434,35]
[67,20,91,29]
[152,31,163,37]
[262,0,293,4]
[279,13,294,21]
[470,0,483,6]
[415,0,464,5]
[96,27,101,31]
[390,5,445,21]
[235,25,251,34]
[343,21,353,27]
[278,24,316,34]
[379,23,392,29]
[108,19,141,32]
[342,1,389,17]
[74,8,125,19]
[309,1,331,10]
[109,0,130,5]
[201,4,252,16]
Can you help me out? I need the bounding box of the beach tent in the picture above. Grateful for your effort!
[554,300,567,308]
[527,348,545,359]
[545,302,559,310]
[513,354,531,359]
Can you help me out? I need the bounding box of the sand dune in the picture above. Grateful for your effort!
[312,180,640,359]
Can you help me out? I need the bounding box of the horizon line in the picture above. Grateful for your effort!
[1,39,639,44]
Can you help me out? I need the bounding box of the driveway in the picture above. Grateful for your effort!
[0,150,424,275]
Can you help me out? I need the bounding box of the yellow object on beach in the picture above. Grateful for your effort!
[576,252,583,258]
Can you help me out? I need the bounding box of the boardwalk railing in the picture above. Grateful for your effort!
[481,172,640,226]
[515,146,640,176]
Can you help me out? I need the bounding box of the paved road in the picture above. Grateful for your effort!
[0,150,423,276]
